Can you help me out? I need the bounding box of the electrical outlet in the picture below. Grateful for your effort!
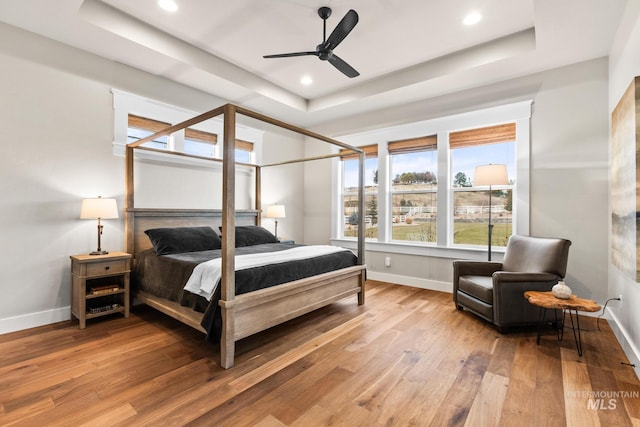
[384,257,391,267]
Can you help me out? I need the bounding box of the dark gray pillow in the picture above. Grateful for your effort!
[145,226,221,255]
[219,225,279,247]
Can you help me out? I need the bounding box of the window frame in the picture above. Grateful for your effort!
[388,136,439,244]
[331,100,531,260]
[339,144,379,240]
[449,122,516,249]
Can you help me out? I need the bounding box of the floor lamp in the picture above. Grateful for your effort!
[473,164,508,261]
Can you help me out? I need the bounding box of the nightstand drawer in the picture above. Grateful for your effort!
[85,260,128,276]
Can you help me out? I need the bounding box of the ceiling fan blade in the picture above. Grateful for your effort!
[263,51,317,58]
[328,54,359,78]
[323,9,358,50]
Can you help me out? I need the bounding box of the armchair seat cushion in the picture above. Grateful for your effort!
[458,275,493,304]
[457,291,493,321]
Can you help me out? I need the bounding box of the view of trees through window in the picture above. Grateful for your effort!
[343,156,378,238]
[390,147,437,243]
[340,122,516,248]
[451,137,515,247]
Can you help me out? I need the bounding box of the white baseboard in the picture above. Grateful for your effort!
[607,309,640,381]
[367,271,452,293]
[0,306,71,335]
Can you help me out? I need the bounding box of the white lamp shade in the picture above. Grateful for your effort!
[80,197,119,219]
[473,164,509,186]
[265,204,286,219]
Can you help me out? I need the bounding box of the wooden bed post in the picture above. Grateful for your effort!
[256,165,262,226]
[220,104,237,369]
[357,151,366,305]
[125,145,135,255]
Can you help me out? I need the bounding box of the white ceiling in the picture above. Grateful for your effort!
[0,0,628,127]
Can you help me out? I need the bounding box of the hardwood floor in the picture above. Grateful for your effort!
[0,280,638,426]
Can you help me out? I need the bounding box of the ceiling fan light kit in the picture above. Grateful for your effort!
[263,7,360,78]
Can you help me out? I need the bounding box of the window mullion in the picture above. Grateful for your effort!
[515,116,530,235]
[437,130,449,247]
[377,142,389,242]
[172,129,185,152]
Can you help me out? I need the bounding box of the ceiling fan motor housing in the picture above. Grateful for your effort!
[318,6,332,20]
[317,45,333,60]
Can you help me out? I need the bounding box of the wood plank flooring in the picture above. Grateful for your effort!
[0,280,638,426]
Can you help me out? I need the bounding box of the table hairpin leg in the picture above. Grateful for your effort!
[566,309,584,356]
[536,308,566,345]
[555,308,564,341]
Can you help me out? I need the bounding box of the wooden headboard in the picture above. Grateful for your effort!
[126,208,259,255]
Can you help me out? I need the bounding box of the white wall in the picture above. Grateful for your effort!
[529,59,610,303]
[260,130,306,243]
[303,140,334,245]
[607,0,640,378]
[0,23,303,333]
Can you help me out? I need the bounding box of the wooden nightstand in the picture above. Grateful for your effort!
[70,252,131,329]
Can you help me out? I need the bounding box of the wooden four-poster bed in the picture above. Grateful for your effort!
[125,104,366,368]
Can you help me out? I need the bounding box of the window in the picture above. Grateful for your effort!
[450,123,515,248]
[235,139,254,164]
[184,128,218,157]
[333,100,531,258]
[389,136,438,243]
[128,115,169,150]
[126,114,256,166]
[127,114,219,158]
[340,144,378,239]
[112,89,264,165]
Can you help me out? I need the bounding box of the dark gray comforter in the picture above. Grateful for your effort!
[132,243,358,342]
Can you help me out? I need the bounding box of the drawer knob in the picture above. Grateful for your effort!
[105,266,110,271]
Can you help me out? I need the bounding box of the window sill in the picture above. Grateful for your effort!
[331,238,505,261]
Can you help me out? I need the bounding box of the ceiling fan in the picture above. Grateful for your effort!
[263,7,360,78]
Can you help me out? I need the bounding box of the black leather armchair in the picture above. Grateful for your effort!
[453,235,571,332]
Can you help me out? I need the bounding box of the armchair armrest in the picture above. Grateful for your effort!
[492,271,559,283]
[453,261,503,305]
[453,261,503,277]
[492,272,561,327]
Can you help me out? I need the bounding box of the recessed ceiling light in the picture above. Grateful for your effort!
[158,0,178,12]
[301,75,313,85]
[463,12,482,26]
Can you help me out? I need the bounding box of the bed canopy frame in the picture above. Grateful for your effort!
[125,103,366,368]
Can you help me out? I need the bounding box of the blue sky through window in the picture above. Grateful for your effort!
[344,158,378,189]
[343,141,515,189]
[451,141,515,185]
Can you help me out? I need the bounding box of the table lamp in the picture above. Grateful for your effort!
[265,204,286,240]
[80,196,119,255]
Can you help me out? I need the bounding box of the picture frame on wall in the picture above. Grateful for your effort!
[611,76,640,282]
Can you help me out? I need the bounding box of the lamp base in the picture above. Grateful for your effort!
[89,250,109,256]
